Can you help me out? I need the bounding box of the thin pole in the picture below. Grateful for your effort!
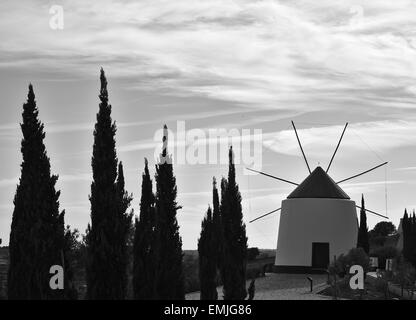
[292,121,311,174]
[356,205,388,219]
[249,208,282,223]
[326,123,348,173]
[245,168,299,186]
[337,162,388,184]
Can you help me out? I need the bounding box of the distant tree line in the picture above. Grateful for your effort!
[6,69,249,300]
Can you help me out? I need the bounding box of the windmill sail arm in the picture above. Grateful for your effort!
[336,162,388,184]
[249,208,282,223]
[326,123,348,173]
[356,205,388,219]
[245,168,299,186]
[292,121,311,174]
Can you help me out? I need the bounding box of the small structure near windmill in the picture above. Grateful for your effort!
[248,122,388,273]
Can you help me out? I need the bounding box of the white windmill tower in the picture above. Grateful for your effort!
[247,122,388,273]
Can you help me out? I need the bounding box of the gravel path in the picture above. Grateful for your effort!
[186,273,331,300]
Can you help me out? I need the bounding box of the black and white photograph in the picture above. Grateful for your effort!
[0,0,416,309]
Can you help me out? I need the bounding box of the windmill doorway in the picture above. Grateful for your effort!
[311,242,329,269]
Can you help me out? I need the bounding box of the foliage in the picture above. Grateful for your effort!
[369,221,397,247]
[402,210,416,268]
[329,247,370,277]
[153,125,185,300]
[372,221,397,237]
[8,84,72,299]
[198,207,218,300]
[247,248,260,261]
[357,195,369,254]
[370,246,399,270]
[393,255,416,297]
[86,69,132,300]
[220,147,248,300]
[133,158,157,299]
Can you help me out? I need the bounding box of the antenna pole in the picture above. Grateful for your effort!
[245,168,299,186]
[337,162,388,184]
[292,121,311,174]
[356,205,388,219]
[249,208,282,223]
[326,123,348,173]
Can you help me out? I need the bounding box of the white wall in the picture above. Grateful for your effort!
[275,198,358,267]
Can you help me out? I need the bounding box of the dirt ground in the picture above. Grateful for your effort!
[186,273,331,300]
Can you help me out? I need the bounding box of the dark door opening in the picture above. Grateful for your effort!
[311,242,329,269]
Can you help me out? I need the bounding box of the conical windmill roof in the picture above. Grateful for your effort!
[287,166,350,199]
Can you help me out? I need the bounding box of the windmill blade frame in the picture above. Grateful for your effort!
[249,207,282,223]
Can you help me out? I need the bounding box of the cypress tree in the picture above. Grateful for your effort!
[8,84,68,299]
[404,210,416,267]
[86,69,132,299]
[412,212,416,267]
[402,209,410,261]
[198,207,218,300]
[212,178,222,281]
[220,147,248,300]
[357,194,369,255]
[115,162,134,297]
[63,226,80,300]
[133,158,156,299]
[154,125,184,300]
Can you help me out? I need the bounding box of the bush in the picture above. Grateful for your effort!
[393,255,416,294]
[370,246,398,270]
[245,267,261,280]
[329,248,370,277]
[247,248,260,261]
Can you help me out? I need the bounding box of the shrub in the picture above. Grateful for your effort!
[393,255,416,296]
[247,248,260,261]
[329,248,370,277]
[371,246,399,270]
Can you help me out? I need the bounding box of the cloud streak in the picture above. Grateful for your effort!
[1,0,416,114]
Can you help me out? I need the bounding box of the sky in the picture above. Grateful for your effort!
[1,0,416,249]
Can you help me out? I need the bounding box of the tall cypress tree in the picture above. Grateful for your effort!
[154,125,184,300]
[8,84,68,299]
[86,69,132,299]
[402,209,410,261]
[115,162,134,298]
[413,212,416,267]
[198,207,218,300]
[133,158,156,299]
[212,178,222,282]
[403,210,416,267]
[357,194,369,254]
[220,147,248,300]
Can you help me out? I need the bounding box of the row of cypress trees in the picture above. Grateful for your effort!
[198,148,248,300]
[8,69,184,300]
[402,209,416,268]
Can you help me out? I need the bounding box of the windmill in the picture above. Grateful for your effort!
[247,121,388,273]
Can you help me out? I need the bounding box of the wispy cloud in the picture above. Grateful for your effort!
[1,0,416,113]
[263,120,416,158]
[395,167,416,171]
